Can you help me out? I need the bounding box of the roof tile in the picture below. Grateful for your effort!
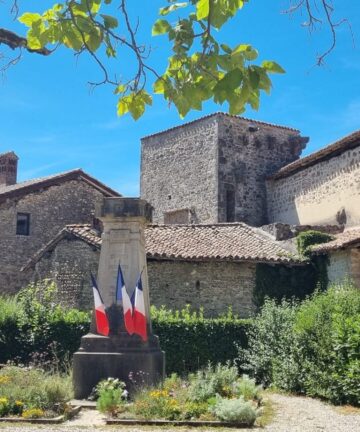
[270,130,360,180]
[312,227,360,253]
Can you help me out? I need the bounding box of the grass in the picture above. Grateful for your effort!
[334,405,360,415]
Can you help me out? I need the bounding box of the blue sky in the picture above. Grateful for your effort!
[0,0,359,196]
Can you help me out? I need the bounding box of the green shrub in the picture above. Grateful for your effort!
[238,298,300,389]
[0,282,91,366]
[239,283,360,405]
[188,363,239,402]
[151,305,251,374]
[97,387,125,416]
[211,395,259,425]
[234,375,262,401]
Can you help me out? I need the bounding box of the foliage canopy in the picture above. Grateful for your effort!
[0,1,350,119]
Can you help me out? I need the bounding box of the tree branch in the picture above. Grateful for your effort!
[0,28,51,55]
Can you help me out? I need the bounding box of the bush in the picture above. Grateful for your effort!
[239,283,360,405]
[97,388,125,416]
[0,282,91,366]
[188,363,239,402]
[211,395,259,425]
[233,375,262,401]
[152,306,251,374]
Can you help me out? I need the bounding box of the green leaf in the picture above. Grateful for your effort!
[261,60,285,74]
[159,2,188,15]
[153,78,167,94]
[152,19,171,36]
[160,2,187,16]
[248,67,260,89]
[221,44,232,54]
[214,68,243,93]
[86,28,102,52]
[196,0,209,20]
[114,84,126,95]
[18,13,42,26]
[101,14,118,29]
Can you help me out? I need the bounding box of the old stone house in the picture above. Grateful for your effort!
[0,150,120,294]
[22,223,305,316]
[1,112,359,315]
[141,113,309,226]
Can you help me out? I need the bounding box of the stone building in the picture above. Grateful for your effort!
[267,130,360,227]
[141,113,308,226]
[0,151,120,294]
[1,113,360,314]
[22,223,304,316]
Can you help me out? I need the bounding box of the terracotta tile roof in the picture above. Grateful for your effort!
[0,169,121,201]
[270,130,360,180]
[66,224,102,247]
[21,224,102,271]
[142,112,299,140]
[145,224,303,263]
[22,222,304,271]
[311,227,360,253]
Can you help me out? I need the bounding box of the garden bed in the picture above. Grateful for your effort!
[96,366,264,428]
[0,405,81,424]
[105,418,253,427]
[0,364,75,423]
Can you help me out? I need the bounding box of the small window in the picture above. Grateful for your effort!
[226,189,235,222]
[16,213,30,236]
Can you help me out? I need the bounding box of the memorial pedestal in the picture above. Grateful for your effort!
[73,198,165,399]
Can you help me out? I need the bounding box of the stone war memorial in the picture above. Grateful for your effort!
[73,197,165,399]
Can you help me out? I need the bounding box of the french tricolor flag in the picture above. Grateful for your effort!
[116,264,134,335]
[133,274,148,342]
[91,274,109,336]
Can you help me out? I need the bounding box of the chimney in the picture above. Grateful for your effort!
[0,152,18,186]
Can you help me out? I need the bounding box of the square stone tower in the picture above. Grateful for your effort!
[140,113,308,226]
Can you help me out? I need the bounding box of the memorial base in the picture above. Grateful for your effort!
[73,333,165,399]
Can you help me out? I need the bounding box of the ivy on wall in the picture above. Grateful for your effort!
[254,231,333,308]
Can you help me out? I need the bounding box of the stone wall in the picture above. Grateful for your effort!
[217,116,304,226]
[140,114,306,226]
[327,248,360,288]
[267,146,360,227]
[147,259,256,317]
[327,250,351,286]
[25,236,257,316]
[141,117,219,224]
[26,236,100,309]
[0,180,105,294]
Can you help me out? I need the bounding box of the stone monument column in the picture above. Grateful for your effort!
[73,198,165,399]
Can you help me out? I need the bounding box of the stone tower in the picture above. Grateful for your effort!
[140,113,308,227]
[0,151,18,186]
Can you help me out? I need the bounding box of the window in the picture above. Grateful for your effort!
[226,189,235,222]
[16,213,30,236]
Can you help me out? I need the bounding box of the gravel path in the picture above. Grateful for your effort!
[0,393,359,432]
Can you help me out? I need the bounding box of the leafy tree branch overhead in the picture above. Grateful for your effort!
[0,0,351,120]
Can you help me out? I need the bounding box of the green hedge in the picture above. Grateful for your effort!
[152,306,251,374]
[0,284,251,374]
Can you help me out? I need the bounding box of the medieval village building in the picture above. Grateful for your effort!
[1,113,359,316]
